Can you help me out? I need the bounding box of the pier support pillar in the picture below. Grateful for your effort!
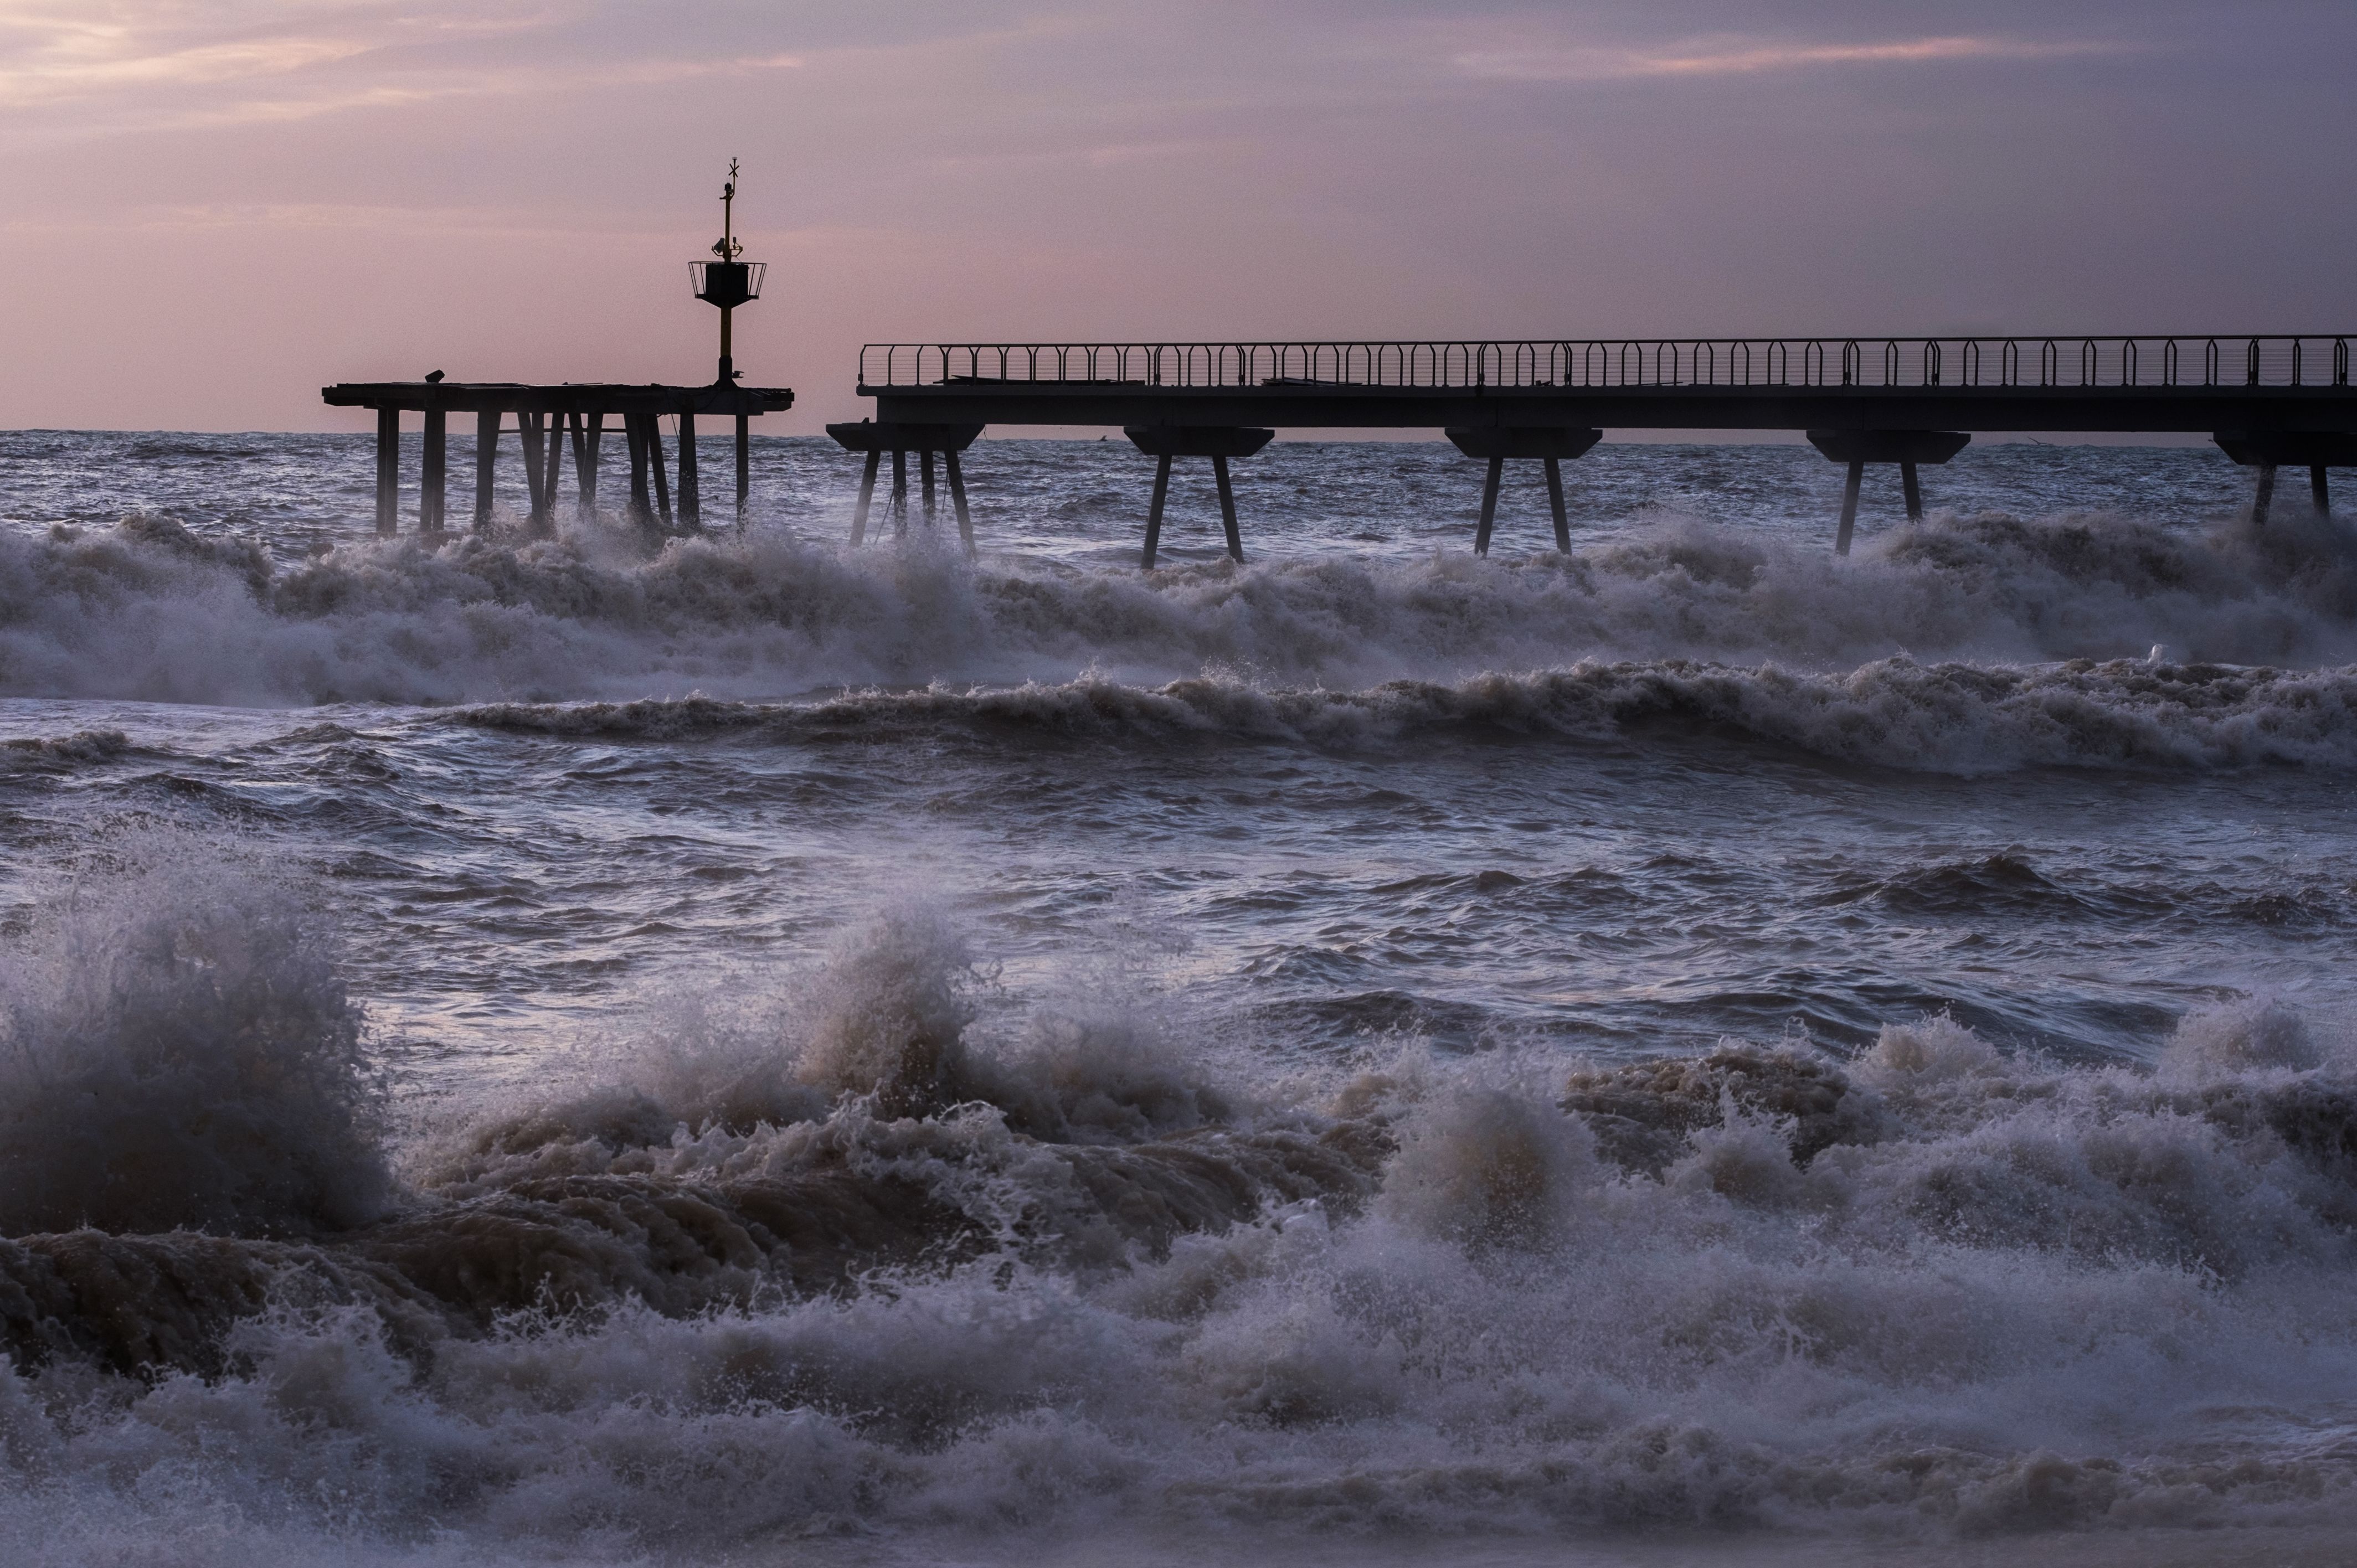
[1144,455,1173,568]
[735,414,750,525]
[825,422,987,554]
[851,451,882,545]
[1804,431,1970,555]
[1444,428,1603,556]
[1836,462,1865,556]
[544,414,566,525]
[2214,431,2357,525]
[626,414,652,527]
[2251,463,2279,526]
[677,410,700,531]
[474,410,498,531]
[946,451,974,553]
[550,414,573,531]
[373,408,400,536]
[519,412,550,532]
[572,412,603,514]
[1475,457,1505,555]
[420,408,447,538]
[647,418,673,530]
[1124,426,1275,568]
[1213,456,1242,561]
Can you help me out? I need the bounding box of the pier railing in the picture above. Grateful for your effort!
[860,337,2354,392]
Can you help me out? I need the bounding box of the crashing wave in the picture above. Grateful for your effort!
[3,506,2356,711]
[4,864,2357,1554]
[454,655,2357,774]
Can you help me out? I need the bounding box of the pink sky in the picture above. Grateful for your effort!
[0,0,2348,434]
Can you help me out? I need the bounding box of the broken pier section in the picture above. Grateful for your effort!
[323,380,793,539]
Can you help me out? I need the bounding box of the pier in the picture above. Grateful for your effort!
[322,381,791,538]
[845,337,2357,561]
[325,160,790,541]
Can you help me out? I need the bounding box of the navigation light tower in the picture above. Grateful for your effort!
[690,158,765,385]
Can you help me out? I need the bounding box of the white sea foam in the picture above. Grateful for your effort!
[0,840,390,1239]
[3,879,2356,1563]
[4,508,2355,725]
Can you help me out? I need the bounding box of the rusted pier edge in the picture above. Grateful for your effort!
[324,380,792,540]
[846,336,2357,561]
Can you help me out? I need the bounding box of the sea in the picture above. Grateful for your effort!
[2,429,2355,1566]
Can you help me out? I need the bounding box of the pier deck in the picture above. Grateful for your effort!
[860,337,2356,432]
[847,337,2357,559]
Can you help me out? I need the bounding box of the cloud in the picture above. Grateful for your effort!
[0,3,797,130]
[162,52,804,130]
[1456,34,2137,84]
[0,3,498,100]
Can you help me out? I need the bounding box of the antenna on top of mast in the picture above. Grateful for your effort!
[713,157,743,261]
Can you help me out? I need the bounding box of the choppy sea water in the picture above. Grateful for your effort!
[2,429,2356,1566]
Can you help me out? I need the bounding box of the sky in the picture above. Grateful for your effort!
[0,0,2350,434]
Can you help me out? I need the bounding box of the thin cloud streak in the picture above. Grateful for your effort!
[172,53,803,129]
[0,28,802,136]
[1458,34,2138,84]
[0,32,378,105]
[0,3,795,125]
[0,2,558,104]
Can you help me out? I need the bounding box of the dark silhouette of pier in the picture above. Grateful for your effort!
[322,381,791,538]
[323,160,791,541]
[842,336,2357,561]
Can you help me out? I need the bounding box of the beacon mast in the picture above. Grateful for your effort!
[690,158,765,385]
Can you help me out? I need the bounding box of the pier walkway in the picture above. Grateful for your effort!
[841,336,2357,562]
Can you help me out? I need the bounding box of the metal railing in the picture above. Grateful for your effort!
[859,337,2355,391]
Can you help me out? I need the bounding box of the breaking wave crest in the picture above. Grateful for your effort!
[4,506,2356,713]
[457,656,2357,773]
[0,847,390,1240]
[5,869,2357,1559]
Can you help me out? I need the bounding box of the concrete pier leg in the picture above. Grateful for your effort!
[541,414,565,533]
[891,450,909,537]
[647,419,673,530]
[677,410,699,531]
[420,409,447,538]
[373,408,400,536]
[735,414,750,525]
[2251,462,2278,526]
[1213,454,1244,563]
[519,411,548,527]
[2313,465,2332,516]
[1836,460,1865,556]
[1543,456,1569,552]
[474,410,498,531]
[626,415,652,527]
[1143,453,1172,569]
[945,451,974,556]
[1475,456,1504,556]
[1901,460,1924,522]
[851,450,881,545]
[920,449,938,524]
[578,413,603,512]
